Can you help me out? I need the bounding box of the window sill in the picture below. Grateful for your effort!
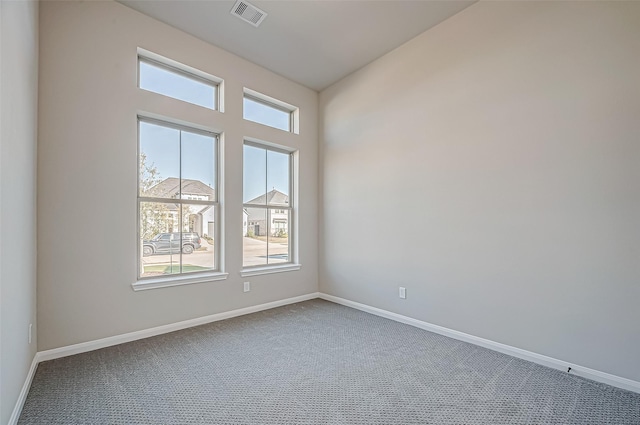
[240,264,301,277]
[132,272,229,291]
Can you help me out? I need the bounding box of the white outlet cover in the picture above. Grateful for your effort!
[244,282,250,292]
[399,287,406,299]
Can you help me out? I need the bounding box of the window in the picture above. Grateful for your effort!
[138,55,218,110]
[243,142,293,267]
[138,117,219,279]
[243,89,298,133]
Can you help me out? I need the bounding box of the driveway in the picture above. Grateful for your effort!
[141,238,215,270]
[243,237,288,267]
[141,237,289,272]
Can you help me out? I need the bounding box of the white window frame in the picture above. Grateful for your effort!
[241,141,299,275]
[135,116,227,290]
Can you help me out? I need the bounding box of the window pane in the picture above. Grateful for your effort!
[243,142,294,268]
[243,96,290,131]
[139,121,180,198]
[181,131,216,201]
[268,209,289,264]
[266,150,290,206]
[180,203,214,273]
[138,117,219,279]
[139,60,216,110]
[243,208,267,267]
[243,144,267,204]
[140,201,180,277]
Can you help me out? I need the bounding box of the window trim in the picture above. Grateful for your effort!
[132,271,229,291]
[136,116,222,282]
[137,48,223,111]
[242,141,298,271]
[240,264,301,278]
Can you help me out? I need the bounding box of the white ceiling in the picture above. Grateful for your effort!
[118,0,475,91]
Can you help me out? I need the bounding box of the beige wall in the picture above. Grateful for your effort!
[320,2,640,381]
[38,1,318,351]
[0,0,39,423]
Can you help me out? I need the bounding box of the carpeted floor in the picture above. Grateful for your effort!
[19,299,640,424]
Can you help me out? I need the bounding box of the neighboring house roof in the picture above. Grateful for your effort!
[143,178,215,215]
[245,189,289,222]
[245,189,289,206]
[143,177,215,199]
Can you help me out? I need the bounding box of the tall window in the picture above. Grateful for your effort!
[243,142,293,267]
[138,118,219,278]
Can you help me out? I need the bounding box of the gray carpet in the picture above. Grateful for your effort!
[19,299,640,424]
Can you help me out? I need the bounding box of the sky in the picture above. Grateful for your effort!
[139,61,290,204]
[243,145,289,203]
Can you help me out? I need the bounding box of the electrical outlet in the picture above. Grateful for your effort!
[29,323,33,344]
[243,281,250,292]
[399,287,406,299]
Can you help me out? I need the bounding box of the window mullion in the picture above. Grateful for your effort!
[265,149,269,264]
[266,208,270,264]
[179,130,183,273]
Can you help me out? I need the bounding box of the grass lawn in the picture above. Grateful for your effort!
[143,264,211,274]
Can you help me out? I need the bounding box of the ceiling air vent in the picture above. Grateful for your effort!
[230,0,267,27]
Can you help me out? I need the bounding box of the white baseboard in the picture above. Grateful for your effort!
[11,292,318,423]
[319,293,640,394]
[11,289,638,424]
[8,352,40,425]
[38,292,320,362]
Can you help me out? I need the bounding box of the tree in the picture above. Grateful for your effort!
[181,204,196,232]
[139,153,169,240]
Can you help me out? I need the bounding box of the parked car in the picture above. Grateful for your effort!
[142,232,201,256]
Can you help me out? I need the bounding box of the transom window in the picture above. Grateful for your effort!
[243,88,298,133]
[243,142,294,267]
[138,117,219,278]
[138,53,219,110]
